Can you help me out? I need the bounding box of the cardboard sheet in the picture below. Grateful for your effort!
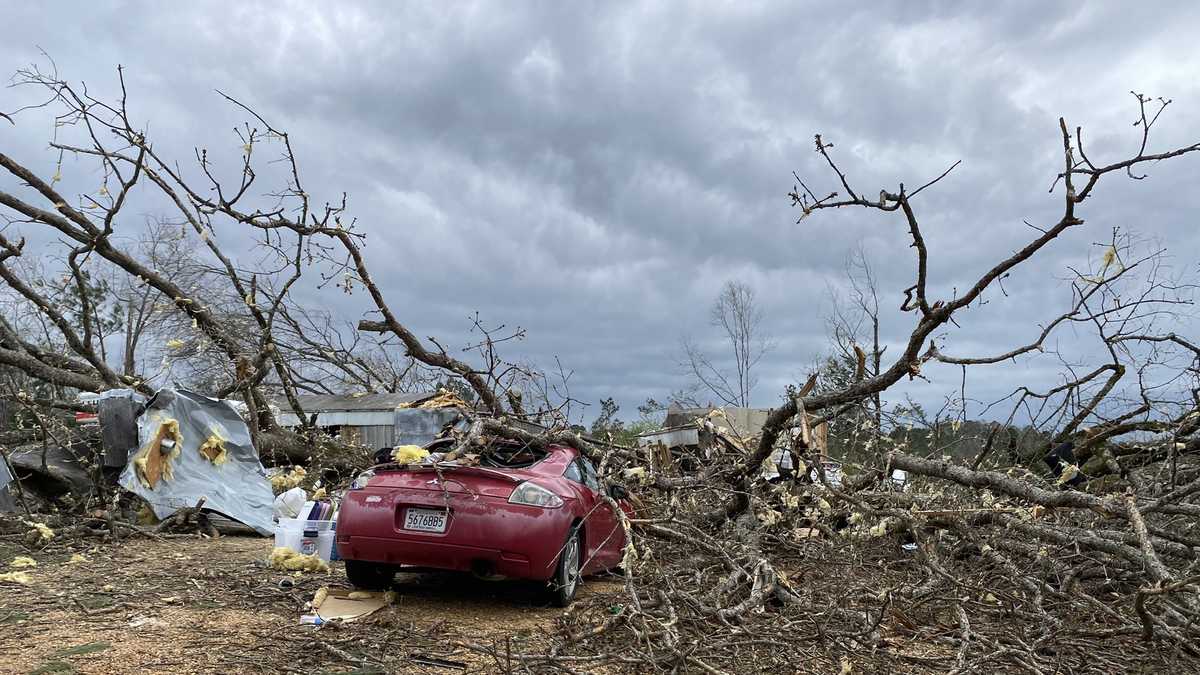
[312,588,388,622]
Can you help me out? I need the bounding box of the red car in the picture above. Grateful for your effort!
[336,443,631,606]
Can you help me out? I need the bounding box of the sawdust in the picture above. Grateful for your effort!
[9,556,37,568]
[0,570,32,584]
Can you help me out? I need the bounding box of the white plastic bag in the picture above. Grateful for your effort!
[273,487,307,520]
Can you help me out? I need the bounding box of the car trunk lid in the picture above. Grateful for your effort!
[371,464,528,499]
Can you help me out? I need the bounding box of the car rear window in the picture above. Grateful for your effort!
[479,440,548,469]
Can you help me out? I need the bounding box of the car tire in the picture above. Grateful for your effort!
[549,525,583,607]
[345,559,395,590]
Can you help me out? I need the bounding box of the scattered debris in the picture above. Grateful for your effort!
[308,587,387,622]
[128,616,168,629]
[8,556,36,568]
[5,444,95,508]
[0,571,32,584]
[269,466,307,493]
[273,486,307,519]
[409,655,467,670]
[400,389,468,410]
[154,497,218,537]
[135,501,159,525]
[66,554,88,565]
[391,444,429,464]
[268,546,329,573]
[25,520,54,545]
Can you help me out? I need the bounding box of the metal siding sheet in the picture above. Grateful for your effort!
[394,408,464,448]
[276,411,397,427]
[274,392,434,412]
[118,389,276,535]
[357,425,394,450]
[637,427,699,448]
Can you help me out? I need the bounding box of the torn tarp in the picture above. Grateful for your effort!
[7,442,95,500]
[119,389,275,535]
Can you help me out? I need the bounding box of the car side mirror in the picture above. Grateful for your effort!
[607,483,629,500]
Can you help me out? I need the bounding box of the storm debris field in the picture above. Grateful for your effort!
[1,55,1200,675]
[0,535,598,675]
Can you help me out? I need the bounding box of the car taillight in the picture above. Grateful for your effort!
[350,469,375,490]
[508,481,563,508]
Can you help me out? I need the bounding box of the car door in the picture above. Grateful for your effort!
[577,457,622,570]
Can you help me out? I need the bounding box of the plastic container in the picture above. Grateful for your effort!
[300,528,335,561]
[329,518,340,562]
[274,517,336,561]
[276,517,335,533]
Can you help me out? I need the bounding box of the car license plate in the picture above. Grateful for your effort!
[404,507,448,533]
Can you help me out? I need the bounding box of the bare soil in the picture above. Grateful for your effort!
[0,534,620,674]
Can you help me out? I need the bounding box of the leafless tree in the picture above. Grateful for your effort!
[0,61,554,445]
[821,246,886,445]
[681,279,773,407]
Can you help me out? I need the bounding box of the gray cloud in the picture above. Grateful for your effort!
[2,2,1198,423]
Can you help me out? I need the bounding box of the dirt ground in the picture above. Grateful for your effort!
[0,534,622,674]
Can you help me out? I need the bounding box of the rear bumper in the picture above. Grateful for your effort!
[338,536,541,578]
[336,487,573,581]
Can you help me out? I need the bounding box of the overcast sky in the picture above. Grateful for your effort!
[2,2,1198,424]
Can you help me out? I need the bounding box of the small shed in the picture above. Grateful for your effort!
[276,393,435,449]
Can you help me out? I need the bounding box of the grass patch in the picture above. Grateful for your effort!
[0,609,30,624]
[52,641,110,657]
[75,596,114,610]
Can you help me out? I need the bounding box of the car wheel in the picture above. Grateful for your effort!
[549,525,583,607]
[344,559,395,590]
